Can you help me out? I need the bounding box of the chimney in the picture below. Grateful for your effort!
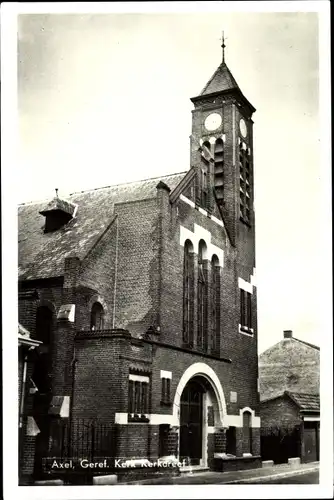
[284,330,293,339]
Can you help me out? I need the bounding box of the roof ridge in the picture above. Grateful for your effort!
[68,171,187,196]
[292,337,320,351]
[18,171,188,206]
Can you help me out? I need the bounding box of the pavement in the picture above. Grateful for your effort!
[120,461,319,485]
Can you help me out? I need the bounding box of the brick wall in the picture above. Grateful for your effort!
[260,394,301,429]
[73,332,131,420]
[113,198,160,336]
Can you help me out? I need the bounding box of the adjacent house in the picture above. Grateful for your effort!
[18,49,261,484]
[259,330,320,464]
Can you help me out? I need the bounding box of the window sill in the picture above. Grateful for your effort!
[128,414,150,423]
[239,325,254,336]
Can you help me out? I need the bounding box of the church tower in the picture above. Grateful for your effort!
[190,36,256,247]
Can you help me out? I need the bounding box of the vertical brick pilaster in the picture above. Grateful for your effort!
[214,428,227,453]
[251,427,260,456]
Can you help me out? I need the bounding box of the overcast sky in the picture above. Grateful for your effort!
[13,4,330,353]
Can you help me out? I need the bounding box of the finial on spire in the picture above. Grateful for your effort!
[55,188,58,198]
[220,31,226,63]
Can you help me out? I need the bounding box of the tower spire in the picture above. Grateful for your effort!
[221,31,226,63]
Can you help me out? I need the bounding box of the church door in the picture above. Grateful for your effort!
[179,381,203,465]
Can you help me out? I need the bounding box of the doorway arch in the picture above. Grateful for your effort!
[173,363,227,466]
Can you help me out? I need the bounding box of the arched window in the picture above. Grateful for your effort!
[242,411,253,454]
[214,139,224,204]
[32,306,53,394]
[183,240,194,347]
[197,240,208,352]
[90,302,105,331]
[211,255,221,354]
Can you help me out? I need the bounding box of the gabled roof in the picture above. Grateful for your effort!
[291,338,320,351]
[259,336,320,359]
[286,392,320,412]
[261,391,320,413]
[18,172,185,281]
[200,62,241,96]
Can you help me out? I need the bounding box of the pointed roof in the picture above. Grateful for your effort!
[200,62,240,96]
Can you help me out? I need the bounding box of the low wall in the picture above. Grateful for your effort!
[212,455,262,472]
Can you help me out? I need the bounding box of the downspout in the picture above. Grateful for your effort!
[112,214,119,329]
[19,351,29,429]
[68,346,77,458]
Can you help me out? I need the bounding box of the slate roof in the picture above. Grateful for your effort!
[18,172,186,281]
[286,392,320,412]
[200,62,241,96]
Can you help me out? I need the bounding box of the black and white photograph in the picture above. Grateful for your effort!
[1,1,332,499]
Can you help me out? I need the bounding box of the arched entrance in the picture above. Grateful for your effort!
[173,362,227,467]
[179,379,204,465]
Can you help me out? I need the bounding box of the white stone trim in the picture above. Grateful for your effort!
[57,304,75,322]
[210,215,225,228]
[179,225,196,250]
[250,268,257,287]
[60,396,70,418]
[303,416,320,422]
[180,223,224,264]
[198,207,207,216]
[180,194,195,208]
[129,374,149,383]
[114,412,177,426]
[115,413,128,424]
[239,324,254,336]
[207,426,217,434]
[224,408,260,428]
[173,362,227,427]
[160,370,172,379]
[238,277,253,294]
[27,416,40,436]
[179,196,225,230]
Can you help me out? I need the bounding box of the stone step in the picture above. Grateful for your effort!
[180,465,210,475]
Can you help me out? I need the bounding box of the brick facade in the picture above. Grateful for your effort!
[18,57,261,482]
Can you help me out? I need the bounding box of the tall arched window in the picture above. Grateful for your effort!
[183,240,194,347]
[197,240,208,352]
[90,302,105,331]
[211,255,221,354]
[214,139,224,204]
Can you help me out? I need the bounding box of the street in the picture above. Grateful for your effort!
[228,470,319,484]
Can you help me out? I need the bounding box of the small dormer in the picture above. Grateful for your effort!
[39,191,76,233]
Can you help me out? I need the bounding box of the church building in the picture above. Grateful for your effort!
[18,44,261,483]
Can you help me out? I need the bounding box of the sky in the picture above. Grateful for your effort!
[10,3,331,354]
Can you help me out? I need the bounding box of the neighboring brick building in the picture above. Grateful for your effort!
[18,323,42,484]
[18,52,261,483]
[259,331,320,464]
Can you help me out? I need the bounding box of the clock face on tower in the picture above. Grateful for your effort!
[239,118,248,138]
[204,112,222,132]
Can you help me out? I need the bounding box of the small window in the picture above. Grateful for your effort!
[90,302,104,331]
[161,377,171,405]
[128,374,150,422]
[240,290,252,333]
